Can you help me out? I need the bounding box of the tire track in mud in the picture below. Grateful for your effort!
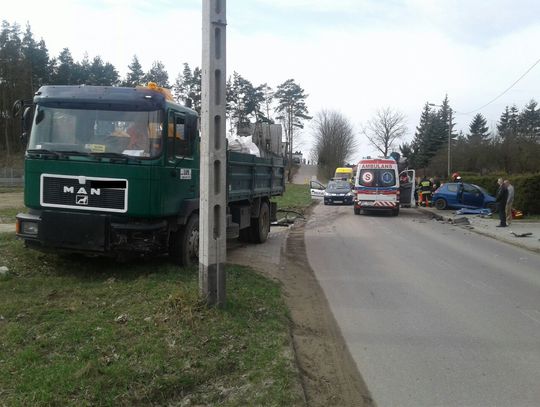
[282,218,375,407]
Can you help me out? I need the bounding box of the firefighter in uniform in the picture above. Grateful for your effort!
[419,176,433,207]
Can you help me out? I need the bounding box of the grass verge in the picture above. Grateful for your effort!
[0,234,302,406]
[0,207,25,224]
[0,186,23,194]
[272,183,312,212]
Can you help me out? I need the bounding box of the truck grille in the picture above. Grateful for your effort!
[41,174,128,213]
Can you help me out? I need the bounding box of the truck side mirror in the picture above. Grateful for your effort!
[12,100,24,118]
[21,107,33,146]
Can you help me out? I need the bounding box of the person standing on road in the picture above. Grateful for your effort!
[504,179,514,226]
[495,178,508,227]
[419,176,433,207]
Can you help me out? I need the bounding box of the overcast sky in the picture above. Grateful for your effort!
[4,0,540,160]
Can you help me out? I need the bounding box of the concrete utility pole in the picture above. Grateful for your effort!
[200,0,227,306]
[447,108,452,179]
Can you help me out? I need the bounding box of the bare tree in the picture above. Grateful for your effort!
[363,107,407,157]
[313,110,357,180]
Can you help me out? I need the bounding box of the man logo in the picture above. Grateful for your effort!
[63,186,101,195]
[76,195,89,205]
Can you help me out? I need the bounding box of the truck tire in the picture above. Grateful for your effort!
[251,200,270,243]
[392,206,400,216]
[354,207,360,215]
[238,227,253,242]
[169,213,199,267]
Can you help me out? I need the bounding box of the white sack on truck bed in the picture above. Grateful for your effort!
[227,134,260,157]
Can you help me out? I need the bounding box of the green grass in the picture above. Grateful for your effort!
[0,186,23,193]
[0,207,25,223]
[272,183,312,211]
[0,234,302,406]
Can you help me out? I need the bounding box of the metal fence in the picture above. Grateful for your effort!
[0,168,24,186]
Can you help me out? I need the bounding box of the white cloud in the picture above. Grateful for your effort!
[4,0,540,159]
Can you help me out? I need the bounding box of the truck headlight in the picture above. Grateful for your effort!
[21,221,38,235]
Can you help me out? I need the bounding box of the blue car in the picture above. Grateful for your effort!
[432,182,497,211]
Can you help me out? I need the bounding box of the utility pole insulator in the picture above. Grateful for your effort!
[200,0,227,306]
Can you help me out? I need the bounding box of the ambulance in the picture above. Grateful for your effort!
[353,158,415,216]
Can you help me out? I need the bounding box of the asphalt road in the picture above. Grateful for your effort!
[292,164,318,185]
[305,202,540,407]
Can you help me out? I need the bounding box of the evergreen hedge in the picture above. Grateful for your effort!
[464,174,540,215]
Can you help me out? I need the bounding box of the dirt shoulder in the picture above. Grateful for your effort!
[228,214,374,406]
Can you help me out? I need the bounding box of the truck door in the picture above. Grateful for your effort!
[399,169,416,207]
[162,111,199,215]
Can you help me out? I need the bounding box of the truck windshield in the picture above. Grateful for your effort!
[28,106,163,159]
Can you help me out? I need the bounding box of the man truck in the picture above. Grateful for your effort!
[14,85,284,266]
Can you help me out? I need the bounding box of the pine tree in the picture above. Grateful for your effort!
[51,48,75,84]
[260,83,274,123]
[434,94,455,147]
[87,56,118,86]
[22,23,50,94]
[227,72,266,135]
[409,102,434,168]
[144,61,169,88]
[0,21,25,156]
[173,63,201,113]
[275,79,311,181]
[497,106,511,137]
[509,105,519,133]
[518,99,540,141]
[123,55,145,87]
[75,52,91,84]
[467,113,490,144]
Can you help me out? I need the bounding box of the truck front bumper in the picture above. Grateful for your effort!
[16,210,168,255]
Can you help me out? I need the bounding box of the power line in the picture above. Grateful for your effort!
[462,56,540,114]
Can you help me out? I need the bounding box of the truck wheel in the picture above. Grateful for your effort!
[170,213,199,267]
[251,201,270,243]
[354,207,360,215]
[392,207,400,216]
[238,227,253,242]
[434,198,447,210]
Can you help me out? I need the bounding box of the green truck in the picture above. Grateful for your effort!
[14,85,284,266]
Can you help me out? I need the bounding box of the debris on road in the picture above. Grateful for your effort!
[272,208,306,227]
[452,217,471,225]
[511,232,533,238]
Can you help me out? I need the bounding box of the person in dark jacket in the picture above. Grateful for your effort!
[495,178,508,227]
